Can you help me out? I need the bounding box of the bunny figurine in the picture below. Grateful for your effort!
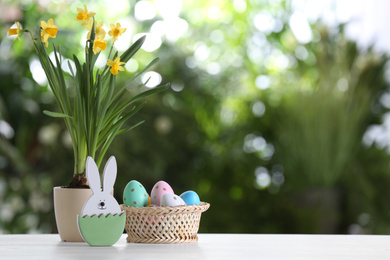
[81,156,122,217]
[77,156,126,246]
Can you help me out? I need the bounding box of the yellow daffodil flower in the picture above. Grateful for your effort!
[8,21,23,41]
[75,4,96,26]
[40,18,58,47]
[93,37,108,55]
[86,20,106,40]
[108,23,127,42]
[107,57,125,75]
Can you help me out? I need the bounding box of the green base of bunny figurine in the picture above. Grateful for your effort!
[77,212,126,246]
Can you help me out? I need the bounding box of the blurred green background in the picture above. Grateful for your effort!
[1,0,390,234]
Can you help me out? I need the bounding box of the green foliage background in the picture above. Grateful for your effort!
[1,0,390,234]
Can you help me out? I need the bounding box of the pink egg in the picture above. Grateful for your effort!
[150,180,174,206]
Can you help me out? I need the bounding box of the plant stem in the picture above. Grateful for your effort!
[107,43,114,60]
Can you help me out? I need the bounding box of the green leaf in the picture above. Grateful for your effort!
[90,17,96,41]
[134,58,160,79]
[97,103,146,148]
[96,105,146,167]
[116,120,145,135]
[91,51,100,70]
[129,82,170,104]
[120,36,146,63]
[68,60,75,77]
[125,82,170,111]
[106,78,152,123]
[43,110,73,118]
[53,44,71,115]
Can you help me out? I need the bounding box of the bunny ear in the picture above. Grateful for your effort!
[86,156,101,193]
[102,156,117,193]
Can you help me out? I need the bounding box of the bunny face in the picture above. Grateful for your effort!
[82,191,121,216]
[80,156,122,217]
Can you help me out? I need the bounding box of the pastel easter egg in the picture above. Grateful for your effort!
[150,180,174,206]
[180,190,201,205]
[123,180,149,207]
[160,193,186,207]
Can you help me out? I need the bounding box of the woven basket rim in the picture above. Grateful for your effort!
[121,202,210,215]
[121,202,210,243]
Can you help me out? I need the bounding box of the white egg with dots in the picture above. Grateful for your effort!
[160,193,185,207]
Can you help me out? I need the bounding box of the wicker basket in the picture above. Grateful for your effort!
[121,202,210,243]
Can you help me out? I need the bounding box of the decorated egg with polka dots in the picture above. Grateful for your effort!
[160,193,186,207]
[180,190,201,205]
[123,180,149,207]
[150,180,174,206]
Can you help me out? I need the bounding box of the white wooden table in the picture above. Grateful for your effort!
[1,234,390,259]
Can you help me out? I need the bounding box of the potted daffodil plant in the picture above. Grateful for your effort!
[8,4,168,242]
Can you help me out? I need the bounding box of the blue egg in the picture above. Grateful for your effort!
[179,190,201,205]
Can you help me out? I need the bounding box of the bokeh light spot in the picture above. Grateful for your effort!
[142,71,162,88]
[252,101,266,117]
[207,6,221,20]
[233,0,247,13]
[255,167,271,189]
[133,33,162,52]
[125,58,139,73]
[29,58,47,86]
[255,75,271,90]
[135,0,157,21]
[254,13,275,34]
[295,45,309,60]
[289,11,313,44]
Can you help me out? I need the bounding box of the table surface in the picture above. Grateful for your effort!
[2,233,390,260]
